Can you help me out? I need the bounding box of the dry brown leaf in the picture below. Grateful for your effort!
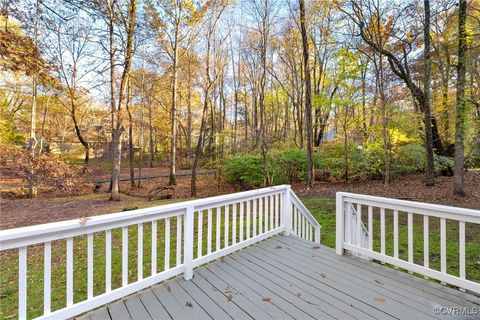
[374,297,385,303]
[275,245,282,249]
[185,301,193,308]
[312,246,320,250]
[262,296,271,302]
[320,273,326,278]
[226,293,233,302]
[79,217,91,225]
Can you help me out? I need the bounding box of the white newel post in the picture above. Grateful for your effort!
[184,206,194,280]
[335,193,345,255]
[283,186,292,235]
[315,226,321,244]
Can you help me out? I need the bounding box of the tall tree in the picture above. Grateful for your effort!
[146,0,206,186]
[453,0,467,196]
[191,1,228,197]
[99,0,137,201]
[346,0,446,159]
[424,0,435,186]
[299,0,314,188]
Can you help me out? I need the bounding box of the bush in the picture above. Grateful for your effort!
[225,154,265,189]
[0,146,81,196]
[277,149,308,182]
[394,144,426,173]
[224,143,454,189]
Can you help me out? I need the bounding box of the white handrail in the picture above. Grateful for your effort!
[0,185,290,250]
[289,191,321,243]
[336,192,480,294]
[0,185,320,320]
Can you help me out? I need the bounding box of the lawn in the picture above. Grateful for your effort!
[303,198,480,283]
[0,197,479,319]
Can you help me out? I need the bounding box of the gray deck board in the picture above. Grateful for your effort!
[152,283,194,320]
[166,279,213,319]
[176,277,232,319]
[282,235,480,307]
[207,262,297,319]
[221,255,335,319]
[137,290,172,320]
[196,266,274,320]
[89,306,111,320]
[189,270,253,320]
[262,238,441,319]
[107,300,131,320]
[124,295,152,320]
[232,251,366,320]
[85,235,478,320]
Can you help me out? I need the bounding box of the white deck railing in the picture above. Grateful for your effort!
[336,192,480,294]
[0,185,320,320]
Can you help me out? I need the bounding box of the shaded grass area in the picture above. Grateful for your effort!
[303,197,480,283]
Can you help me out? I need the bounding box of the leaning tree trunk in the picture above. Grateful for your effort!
[453,0,467,196]
[71,107,89,168]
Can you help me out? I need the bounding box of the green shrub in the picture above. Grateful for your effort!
[394,144,426,173]
[277,149,308,182]
[225,154,265,189]
[224,143,454,188]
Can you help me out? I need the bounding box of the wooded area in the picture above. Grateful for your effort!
[1,0,479,200]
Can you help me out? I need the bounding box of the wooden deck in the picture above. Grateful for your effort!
[80,235,479,320]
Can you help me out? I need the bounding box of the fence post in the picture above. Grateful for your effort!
[336,193,345,255]
[184,206,194,280]
[314,225,321,244]
[283,186,292,236]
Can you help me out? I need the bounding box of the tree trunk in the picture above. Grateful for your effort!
[424,0,435,186]
[299,0,314,188]
[169,38,178,186]
[126,83,135,187]
[453,0,467,196]
[192,97,209,197]
[148,102,154,167]
[110,0,137,201]
[71,104,89,167]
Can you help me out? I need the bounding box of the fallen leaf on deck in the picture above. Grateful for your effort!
[296,293,302,297]
[275,245,282,249]
[374,279,383,285]
[165,284,171,293]
[312,246,320,250]
[220,257,225,263]
[226,293,233,302]
[185,301,193,308]
[374,297,385,302]
[320,273,326,278]
[262,296,271,302]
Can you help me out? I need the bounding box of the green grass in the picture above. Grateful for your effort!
[1,197,478,319]
[303,197,480,282]
[0,199,281,319]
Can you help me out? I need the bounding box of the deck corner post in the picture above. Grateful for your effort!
[336,193,345,255]
[184,206,194,280]
[283,186,293,236]
[315,226,321,244]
